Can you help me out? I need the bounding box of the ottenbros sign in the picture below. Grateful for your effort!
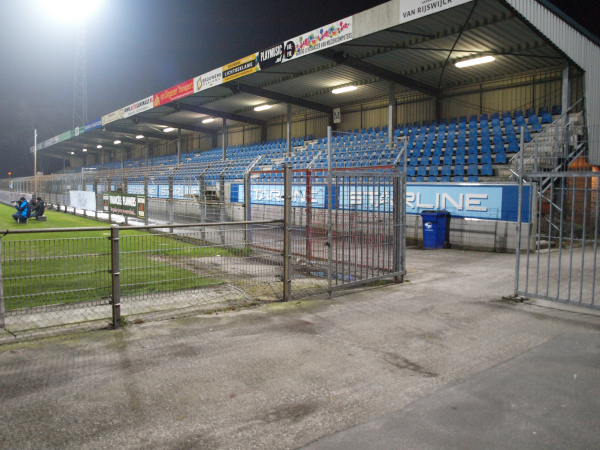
[230,182,530,222]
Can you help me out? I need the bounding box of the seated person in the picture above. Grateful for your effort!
[12,197,31,223]
[32,197,45,218]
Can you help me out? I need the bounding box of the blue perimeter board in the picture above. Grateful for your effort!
[120,182,530,223]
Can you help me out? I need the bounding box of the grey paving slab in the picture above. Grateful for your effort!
[301,332,600,450]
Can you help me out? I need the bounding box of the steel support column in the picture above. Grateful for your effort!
[222,119,227,161]
[388,81,397,140]
[286,104,292,155]
[283,164,292,301]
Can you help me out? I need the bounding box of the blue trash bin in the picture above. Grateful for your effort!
[421,210,449,249]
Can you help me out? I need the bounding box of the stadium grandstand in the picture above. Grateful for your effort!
[2,0,599,253]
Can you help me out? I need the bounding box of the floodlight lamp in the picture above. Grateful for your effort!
[82,148,87,152]
[39,0,103,23]
[455,56,495,68]
[113,140,121,144]
[332,86,357,94]
[163,127,175,132]
[97,145,102,149]
[136,135,144,139]
[70,151,75,155]
[254,105,272,111]
[202,118,215,123]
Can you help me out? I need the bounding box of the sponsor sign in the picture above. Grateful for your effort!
[74,126,84,137]
[193,68,223,93]
[85,118,102,132]
[101,108,124,126]
[229,182,530,222]
[333,108,341,124]
[69,190,96,211]
[257,43,284,69]
[281,17,352,63]
[102,192,146,218]
[153,79,194,107]
[399,0,473,24]
[123,95,154,118]
[59,130,73,142]
[222,54,260,83]
[127,184,200,199]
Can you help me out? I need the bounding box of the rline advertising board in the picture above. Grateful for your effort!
[399,0,473,24]
[123,95,154,118]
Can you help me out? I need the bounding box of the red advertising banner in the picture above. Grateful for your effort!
[153,79,194,107]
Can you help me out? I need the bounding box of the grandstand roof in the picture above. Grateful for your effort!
[33,0,600,163]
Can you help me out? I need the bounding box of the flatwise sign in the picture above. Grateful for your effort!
[103,193,146,219]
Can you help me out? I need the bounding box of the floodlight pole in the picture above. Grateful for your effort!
[34,129,37,196]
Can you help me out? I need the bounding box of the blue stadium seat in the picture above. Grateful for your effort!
[507,141,519,153]
[495,152,507,163]
[467,175,479,182]
[431,155,441,166]
[441,165,452,176]
[454,165,465,176]
[410,156,419,166]
[417,166,428,176]
[455,154,466,165]
[429,165,440,176]
[456,145,466,155]
[427,176,437,182]
[481,153,492,164]
[442,154,453,165]
[454,176,464,182]
[551,105,562,115]
[440,175,450,182]
[481,163,493,176]
[467,164,479,176]
[467,153,478,165]
[525,108,535,117]
[415,176,425,182]
[494,142,505,153]
[481,142,492,153]
[407,166,416,177]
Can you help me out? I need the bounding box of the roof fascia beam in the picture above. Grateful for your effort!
[229,83,333,115]
[173,103,267,127]
[319,49,438,97]
[103,125,173,141]
[132,117,215,136]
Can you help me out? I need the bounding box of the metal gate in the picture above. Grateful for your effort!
[249,165,406,299]
[514,119,600,309]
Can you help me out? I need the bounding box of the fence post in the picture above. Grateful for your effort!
[168,174,174,233]
[143,175,148,226]
[102,178,112,222]
[283,164,292,301]
[514,126,525,297]
[219,174,226,245]
[110,224,121,329]
[244,173,251,245]
[0,237,5,329]
[327,126,333,298]
[393,174,404,283]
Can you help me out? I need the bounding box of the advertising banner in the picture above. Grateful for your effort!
[280,17,352,63]
[127,184,200,199]
[222,54,260,83]
[85,118,102,132]
[257,43,285,69]
[193,68,223,93]
[73,126,84,137]
[102,192,146,219]
[101,108,124,126]
[399,0,473,24]
[69,190,96,211]
[153,79,194,107]
[230,182,530,222]
[123,95,154,118]
[58,130,73,142]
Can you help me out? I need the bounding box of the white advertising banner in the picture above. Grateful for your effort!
[123,95,154,118]
[69,190,97,211]
[101,108,124,126]
[281,17,353,63]
[399,0,473,24]
[193,67,223,93]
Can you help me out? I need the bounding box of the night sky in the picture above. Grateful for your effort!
[0,0,598,177]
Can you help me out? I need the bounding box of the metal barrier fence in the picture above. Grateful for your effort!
[0,220,284,341]
[513,120,600,310]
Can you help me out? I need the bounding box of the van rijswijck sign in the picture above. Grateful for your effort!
[399,0,472,24]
